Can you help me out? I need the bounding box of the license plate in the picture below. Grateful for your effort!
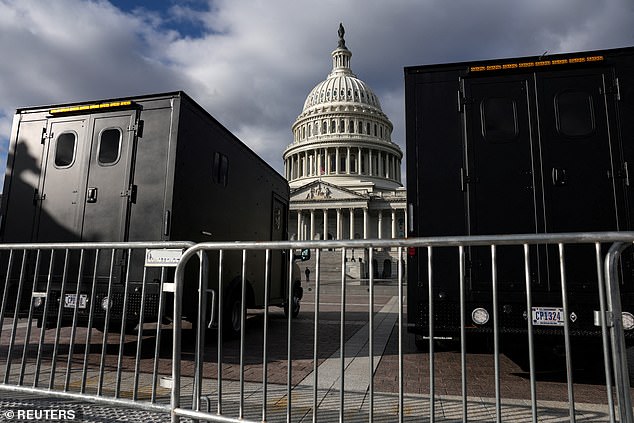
[531,306,564,326]
[64,294,88,309]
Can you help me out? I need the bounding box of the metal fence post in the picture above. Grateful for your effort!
[604,242,634,423]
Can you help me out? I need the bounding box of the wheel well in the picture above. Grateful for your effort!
[227,277,256,308]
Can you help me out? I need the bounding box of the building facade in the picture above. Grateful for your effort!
[283,25,406,244]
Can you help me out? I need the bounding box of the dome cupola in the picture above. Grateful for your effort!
[283,24,403,192]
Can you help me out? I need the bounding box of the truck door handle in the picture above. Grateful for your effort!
[551,168,567,186]
[87,187,98,203]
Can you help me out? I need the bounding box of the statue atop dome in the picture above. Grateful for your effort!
[338,23,346,49]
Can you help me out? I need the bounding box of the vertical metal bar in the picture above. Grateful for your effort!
[340,247,346,423]
[0,249,14,379]
[459,246,467,423]
[81,248,100,394]
[369,248,374,423]
[286,246,294,423]
[523,244,537,423]
[594,243,616,423]
[115,249,133,398]
[34,251,53,387]
[0,250,15,341]
[428,246,434,423]
[239,249,247,419]
[50,249,69,390]
[98,249,116,396]
[558,243,576,423]
[172,247,187,423]
[34,250,54,387]
[491,245,501,423]
[313,248,321,423]
[262,249,271,422]
[604,242,634,423]
[217,250,224,415]
[151,267,167,403]
[20,249,45,385]
[133,266,149,401]
[193,251,207,413]
[5,249,27,384]
[398,247,404,423]
[65,249,86,391]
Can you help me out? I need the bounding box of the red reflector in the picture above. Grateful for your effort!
[408,247,416,257]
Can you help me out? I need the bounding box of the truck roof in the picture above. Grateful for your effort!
[404,45,634,74]
[12,90,285,181]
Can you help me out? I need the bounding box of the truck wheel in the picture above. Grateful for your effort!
[284,281,302,319]
[284,295,300,319]
[223,286,244,338]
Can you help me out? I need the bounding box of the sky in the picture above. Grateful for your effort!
[0,0,633,191]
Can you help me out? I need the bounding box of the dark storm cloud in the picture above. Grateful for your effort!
[0,0,632,184]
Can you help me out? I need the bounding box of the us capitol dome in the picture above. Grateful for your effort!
[283,24,406,245]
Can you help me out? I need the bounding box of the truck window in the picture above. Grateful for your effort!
[555,90,595,138]
[480,97,518,143]
[55,132,77,167]
[98,128,122,165]
[212,152,229,187]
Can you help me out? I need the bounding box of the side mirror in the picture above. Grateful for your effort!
[294,248,311,261]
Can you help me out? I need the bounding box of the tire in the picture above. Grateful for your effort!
[284,281,302,319]
[284,294,301,319]
[223,286,244,338]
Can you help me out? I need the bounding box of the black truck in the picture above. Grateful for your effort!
[405,46,634,348]
[0,91,303,333]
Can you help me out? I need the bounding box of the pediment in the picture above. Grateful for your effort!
[291,180,367,202]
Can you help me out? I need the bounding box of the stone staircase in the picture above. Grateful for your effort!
[300,248,402,294]
[301,249,347,286]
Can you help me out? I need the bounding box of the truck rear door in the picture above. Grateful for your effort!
[81,111,137,241]
[536,69,620,233]
[536,69,621,291]
[462,76,539,292]
[36,110,138,242]
[35,117,88,242]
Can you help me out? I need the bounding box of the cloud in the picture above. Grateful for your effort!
[0,0,632,191]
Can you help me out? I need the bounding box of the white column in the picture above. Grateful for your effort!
[358,147,362,175]
[377,210,383,239]
[391,210,397,239]
[346,147,351,175]
[363,208,369,239]
[310,209,315,240]
[336,208,342,240]
[323,209,328,240]
[349,208,355,239]
[314,149,319,175]
[369,149,373,176]
[335,147,340,174]
[326,148,331,174]
[303,151,308,177]
[297,211,302,240]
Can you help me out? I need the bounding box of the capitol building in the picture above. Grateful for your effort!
[283,25,406,253]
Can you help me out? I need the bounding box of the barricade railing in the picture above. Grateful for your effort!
[1,234,633,422]
[0,241,195,415]
[172,232,634,423]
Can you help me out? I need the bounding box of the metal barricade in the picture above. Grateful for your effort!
[0,241,195,416]
[172,233,634,423]
[1,234,633,422]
